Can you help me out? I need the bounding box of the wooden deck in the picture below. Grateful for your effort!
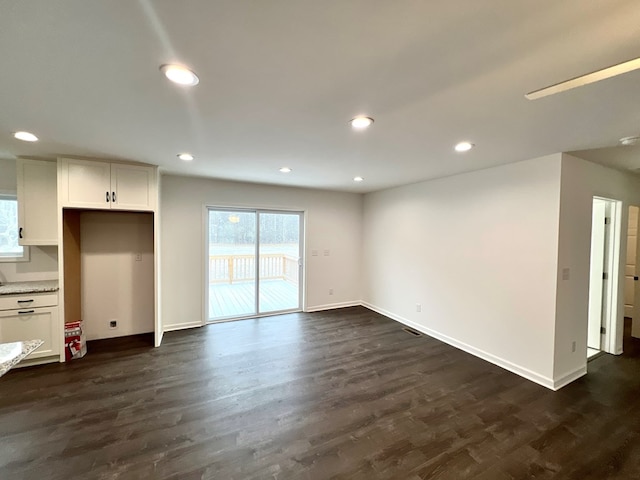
[209,279,299,320]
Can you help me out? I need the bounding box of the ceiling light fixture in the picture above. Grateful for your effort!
[279,167,292,173]
[14,131,38,142]
[160,64,200,86]
[353,176,364,182]
[454,141,474,152]
[177,153,194,161]
[350,116,374,130]
[620,136,640,146]
[525,57,640,100]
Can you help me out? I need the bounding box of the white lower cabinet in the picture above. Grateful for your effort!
[0,295,59,361]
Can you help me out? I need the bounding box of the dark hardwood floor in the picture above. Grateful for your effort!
[1,307,639,479]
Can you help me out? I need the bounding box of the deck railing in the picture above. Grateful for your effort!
[209,254,299,284]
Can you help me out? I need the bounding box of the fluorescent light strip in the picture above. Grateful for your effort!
[525,57,640,100]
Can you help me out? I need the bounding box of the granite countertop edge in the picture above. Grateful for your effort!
[0,339,44,378]
[0,280,60,296]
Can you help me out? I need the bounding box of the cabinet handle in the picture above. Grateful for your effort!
[106,191,110,202]
[19,227,23,239]
[17,299,34,304]
[112,191,116,203]
[18,310,35,314]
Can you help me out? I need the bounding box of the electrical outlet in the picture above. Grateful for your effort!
[135,253,142,261]
[329,288,334,295]
[311,250,319,257]
[571,341,576,353]
[416,304,422,312]
[109,320,117,329]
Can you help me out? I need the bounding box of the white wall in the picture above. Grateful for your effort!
[80,211,154,340]
[362,152,640,389]
[0,246,58,283]
[362,154,563,387]
[0,158,58,283]
[553,154,640,383]
[0,159,17,193]
[160,174,363,331]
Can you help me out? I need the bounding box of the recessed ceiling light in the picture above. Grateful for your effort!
[14,131,38,142]
[160,64,199,86]
[353,176,364,182]
[350,116,374,130]
[177,153,194,161]
[454,141,474,152]
[279,167,292,173]
[620,136,640,146]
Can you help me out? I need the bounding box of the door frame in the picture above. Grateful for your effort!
[587,199,606,351]
[629,205,640,339]
[587,196,623,357]
[203,205,305,324]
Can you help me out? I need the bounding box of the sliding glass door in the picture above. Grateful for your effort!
[207,208,303,322]
[208,210,257,319]
[258,212,301,314]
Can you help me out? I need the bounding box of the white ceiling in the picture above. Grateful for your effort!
[1,0,639,193]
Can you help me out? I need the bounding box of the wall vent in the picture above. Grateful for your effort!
[403,327,422,337]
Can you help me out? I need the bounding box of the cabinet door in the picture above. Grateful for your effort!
[110,163,156,211]
[0,307,59,359]
[17,159,58,245]
[59,158,112,209]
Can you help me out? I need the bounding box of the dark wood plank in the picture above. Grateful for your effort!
[1,308,639,479]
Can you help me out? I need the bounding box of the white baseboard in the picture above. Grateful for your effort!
[305,301,360,313]
[163,321,203,333]
[161,303,584,391]
[361,301,557,390]
[552,366,587,390]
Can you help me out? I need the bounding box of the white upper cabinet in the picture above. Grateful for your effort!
[17,159,58,245]
[110,163,156,211]
[59,158,111,209]
[59,158,157,211]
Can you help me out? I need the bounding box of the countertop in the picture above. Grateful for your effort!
[0,280,59,296]
[0,339,44,377]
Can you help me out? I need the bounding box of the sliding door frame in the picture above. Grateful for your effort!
[204,205,304,324]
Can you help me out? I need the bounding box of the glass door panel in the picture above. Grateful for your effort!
[258,212,301,314]
[208,210,257,321]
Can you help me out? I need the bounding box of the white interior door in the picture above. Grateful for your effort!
[587,199,606,350]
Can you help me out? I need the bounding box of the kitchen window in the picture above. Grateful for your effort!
[0,194,29,262]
